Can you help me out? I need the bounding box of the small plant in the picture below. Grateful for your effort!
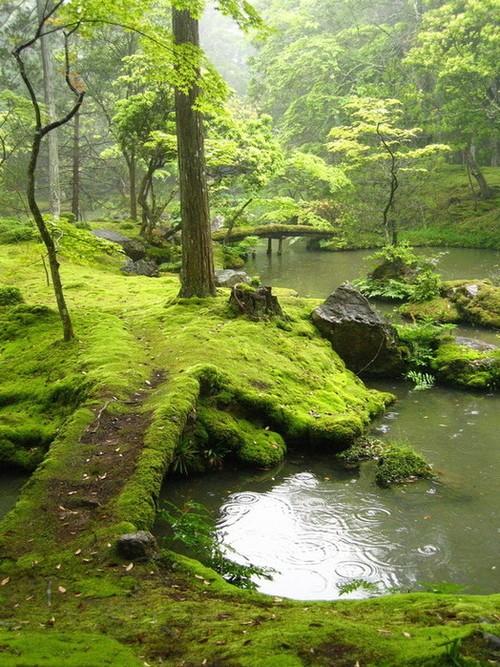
[159,500,274,589]
[337,578,380,596]
[410,268,441,303]
[406,369,435,390]
[354,277,414,301]
[439,638,466,666]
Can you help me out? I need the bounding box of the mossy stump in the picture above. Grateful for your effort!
[229,284,284,320]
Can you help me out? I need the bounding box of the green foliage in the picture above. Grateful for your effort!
[337,579,380,596]
[160,500,272,589]
[410,269,441,303]
[406,370,435,391]
[376,442,433,487]
[354,277,415,301]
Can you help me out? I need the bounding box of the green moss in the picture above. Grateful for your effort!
[338,437,386,467]
[376,443,434,487]
[433,342,500,390]
[0,286,24,306]
[445,280,500,329]
[0,631,143,666]
[401,297,461,323]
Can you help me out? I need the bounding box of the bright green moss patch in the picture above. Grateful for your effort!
[433,342,500,391]
[376,443,434,487]
[0,631,143,667]
[402,280,500,329]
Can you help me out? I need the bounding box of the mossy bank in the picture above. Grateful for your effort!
[1,233,499,666]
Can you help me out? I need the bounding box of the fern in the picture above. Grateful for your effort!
[406,370,435,390]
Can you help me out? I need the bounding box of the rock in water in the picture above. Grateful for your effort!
[215,269,250,288]
[116,531,158,561]
[312,283,404,377]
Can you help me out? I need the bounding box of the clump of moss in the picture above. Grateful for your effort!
[433,342,500,391]
[376,443,433,487]
[402,280,500,329]
[337,436,385,468]
[0,286,24,306]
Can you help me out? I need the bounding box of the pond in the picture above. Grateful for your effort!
[158,244,499,600]
[245,241,500,299]
[160,383,499,599]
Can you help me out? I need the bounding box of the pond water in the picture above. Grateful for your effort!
[0,473,27,521]
[161,381,500,599]
[245,241,500,299]
[158,243,499,600]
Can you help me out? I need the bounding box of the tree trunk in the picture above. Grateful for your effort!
[464,146,493,199]
[491,135,499,168]
[36,0,60,220]
[126,152,138,221]
[173,7,215,298]
[29,129,74,341]
[71,108,80,220]
[267,237,272,255]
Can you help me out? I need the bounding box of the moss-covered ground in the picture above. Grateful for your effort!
[1,234,499,666]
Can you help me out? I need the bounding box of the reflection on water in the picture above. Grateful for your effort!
[161,385,499,599]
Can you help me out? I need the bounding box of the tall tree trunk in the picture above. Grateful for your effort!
[464,146,493,199]
[173,7,216,298]
[491,135,499,168]
[125,152,138,221]
[71,108,80,220]
[36,0,60,219]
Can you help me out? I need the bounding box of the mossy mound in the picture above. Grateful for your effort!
[402,280,500,329]
[337,436,385,467]
[433,342,500,391]
[375,443,434,487]
[0,286,24,306]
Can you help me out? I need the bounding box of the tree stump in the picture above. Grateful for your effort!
[229,284,284,320]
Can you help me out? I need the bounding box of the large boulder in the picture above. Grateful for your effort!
[215,269,250,288]
[121,258,159,277]
[122,238,147,261]
[312,283,405,377]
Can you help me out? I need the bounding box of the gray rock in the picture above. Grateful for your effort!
[122,238,147,261]
[464,283,480,298]
[93,228,130,244]
[116,531,158,561]
[455,336,496,352]
[121,258,159,277]
[215,269,250,288]
[312,283,405,377]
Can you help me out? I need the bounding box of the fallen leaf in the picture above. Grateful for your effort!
[125,562,134,572]
[74,549,82,556]
[403,632,411,638]
[58,586,66,594]
[1,577,10,586]
[56,564,61,570]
